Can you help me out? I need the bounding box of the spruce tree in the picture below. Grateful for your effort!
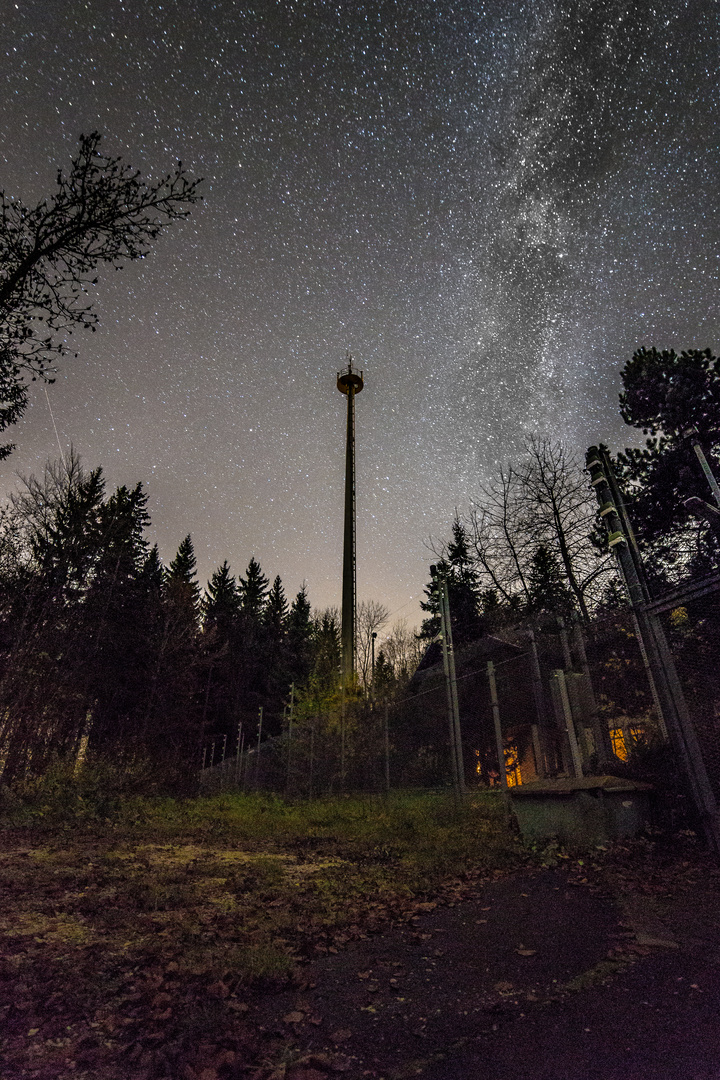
[82,483,155,754]
[239,557,269,622]
[420,519,484,644]
[526,544,573,616]
[203,561,240,639]
[264,575,289,636]
[144,535,202,784]
[286,584,314,687]
[166,534,201,615]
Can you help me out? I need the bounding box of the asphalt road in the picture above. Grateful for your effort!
[253,865,720,1079]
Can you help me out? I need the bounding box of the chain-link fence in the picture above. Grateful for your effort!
[197,589,720,835]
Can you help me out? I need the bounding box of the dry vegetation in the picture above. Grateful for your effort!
[0,774,524,1079]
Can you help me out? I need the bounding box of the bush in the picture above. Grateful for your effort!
[0,754,161,826]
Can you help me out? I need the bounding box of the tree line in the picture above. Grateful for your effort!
[0,453,338,787]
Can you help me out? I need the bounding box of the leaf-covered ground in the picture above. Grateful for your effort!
[0,791,525,1079]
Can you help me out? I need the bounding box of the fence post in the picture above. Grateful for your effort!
[551,670,583,779]
[286,682,295,797]
[587,446,720,851]
[433,565,465,796]
[487,661,508,792]
[525,628,548,777]
[571,614,614,765]
[234,720,242,786]
[384,702,390,793]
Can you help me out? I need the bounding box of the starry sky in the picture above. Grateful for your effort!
[0,0,717,631]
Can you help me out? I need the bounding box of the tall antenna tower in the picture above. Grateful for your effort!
[336,354,364,682]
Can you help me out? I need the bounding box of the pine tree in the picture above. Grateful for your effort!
[312,609,341,690]
[420,519,484,644]
[139,545,163,592]
[526,544,573,616]
[288,584,312,636]
[286,584,314,687]
[615,348,720,569]
[264,575,289,636]
[374,648,395,698]
[165,534,201,615]
[143,535,202,784]
[82,483,156,754]
[239,557,269,622]
[203,561,240,639]
[446,517,484,642]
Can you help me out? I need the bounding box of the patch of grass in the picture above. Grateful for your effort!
[0,785,524,1076]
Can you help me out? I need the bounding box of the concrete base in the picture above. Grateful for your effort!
[509,775,654,848]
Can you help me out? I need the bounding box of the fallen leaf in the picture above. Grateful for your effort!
[227,1000,249,1012]
[516,948,537,957]
[331,1029,352,1043]
[357,970,372,980]
[634,934,679,949]
[283,1011,305,1025]
[494,981,514,993]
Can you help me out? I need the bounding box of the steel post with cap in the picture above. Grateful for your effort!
[586,446,720,851]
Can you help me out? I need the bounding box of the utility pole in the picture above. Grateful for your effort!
[337,356,364,683]
[586,446,720,851]
[432,564,465,796]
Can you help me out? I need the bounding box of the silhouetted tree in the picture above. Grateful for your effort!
[0,132,201,456]
[143,535,202,784]
[264,575,289,638]
[615,347,720,572]
[526,543,573,616]
[239,557,269,623]
[286,584,314,688]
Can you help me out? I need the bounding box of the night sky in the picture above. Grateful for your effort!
[0,1,717,631]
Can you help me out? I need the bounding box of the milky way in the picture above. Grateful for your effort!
[0,0,717,632]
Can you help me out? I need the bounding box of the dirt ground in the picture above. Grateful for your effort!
[2,836,720,1080]
[250,855,720,1080]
